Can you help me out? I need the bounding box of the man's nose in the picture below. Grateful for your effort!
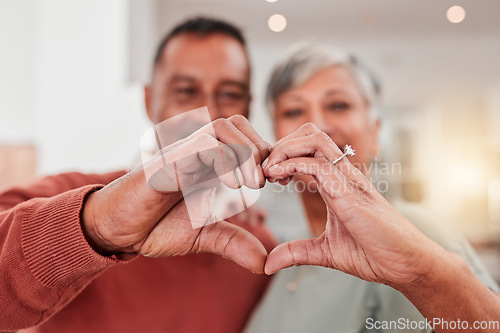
[203,94,221,121]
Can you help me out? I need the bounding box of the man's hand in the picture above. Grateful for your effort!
[81,115,271,273]
[131,188,269,273]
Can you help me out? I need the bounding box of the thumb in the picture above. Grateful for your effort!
[264,238,326,275]
[197,221,268,274]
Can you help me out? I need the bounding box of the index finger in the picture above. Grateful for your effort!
[227,115,271,163]
[272,122,322,152]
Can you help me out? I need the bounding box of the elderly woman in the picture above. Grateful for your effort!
[245,43,500,332]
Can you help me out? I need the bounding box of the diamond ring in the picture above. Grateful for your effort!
[331,145,355,165]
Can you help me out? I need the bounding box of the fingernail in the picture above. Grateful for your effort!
[269,164,279,173]
[262,158,269,169]
[279,178,291,186]
[254,165,263,185]
[235,168,244,187]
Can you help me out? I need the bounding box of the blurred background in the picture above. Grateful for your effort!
[1,0,499,278]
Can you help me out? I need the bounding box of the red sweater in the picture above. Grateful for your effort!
[0,171,275,333]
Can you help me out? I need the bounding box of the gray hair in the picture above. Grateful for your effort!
[266,42,382,121]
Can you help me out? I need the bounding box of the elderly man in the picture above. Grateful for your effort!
[0,17,275,333]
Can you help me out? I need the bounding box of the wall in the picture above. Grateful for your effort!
[0,0,37,144]
[0,0,151,176]
[33,0,150,174]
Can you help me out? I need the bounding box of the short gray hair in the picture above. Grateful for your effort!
[266,42,382,121]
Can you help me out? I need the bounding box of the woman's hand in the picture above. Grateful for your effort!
[262,123,447,287]
[263,123,500,332]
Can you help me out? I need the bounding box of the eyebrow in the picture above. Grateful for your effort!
[324,89,346,98]
[169,76,247,90]
[169,75,196,84]
[218,80,248,91]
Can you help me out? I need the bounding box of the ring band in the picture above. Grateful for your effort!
[331,145,355,165]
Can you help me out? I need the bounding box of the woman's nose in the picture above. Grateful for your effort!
[309,109,329,133]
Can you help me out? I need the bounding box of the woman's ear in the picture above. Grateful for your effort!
[144,85,154,123]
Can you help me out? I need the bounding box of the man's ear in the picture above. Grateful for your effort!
[144,84,154,123]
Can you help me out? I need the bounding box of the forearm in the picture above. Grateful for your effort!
[0,186,133,331]
[397,251,500,332]
[0,170,125,211]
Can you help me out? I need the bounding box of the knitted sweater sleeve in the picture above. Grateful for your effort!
[0,171,134,331]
